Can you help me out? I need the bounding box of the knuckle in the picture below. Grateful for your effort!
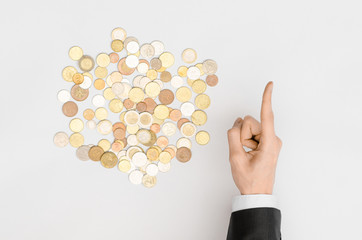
[227,128,238,136]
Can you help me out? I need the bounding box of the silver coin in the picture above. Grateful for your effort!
[187,66,201,80]
[176,137,192,149]
[151,40,165,56]
[127,134,139,146]
[180,122,197,137]
[54,131,69,147]
[133,75,143,88]
[180,102,195,116]
[137,62,149,74]
[124,36,139,48]
[125,55,139,68]
[57,89,70,103]
[140,43,155,58]
[128,170,144,185]
[86,120,96,129]
[161,122,177,136]
[76,145,91,161]
[202,59,218,75]
[158,162,171,173]
[182,48,197,63]
[79,76,92,89]
[92,94,106,107]
[146,163,159,176]
[132,152,148,167]
[126,41,139,54]
[97,120,112,135]
[171,76,183,89]
[111,82,125,96]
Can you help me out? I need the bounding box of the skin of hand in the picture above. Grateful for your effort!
[227,82,282,195]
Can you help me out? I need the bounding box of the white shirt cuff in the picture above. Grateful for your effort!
[232,194,278,212]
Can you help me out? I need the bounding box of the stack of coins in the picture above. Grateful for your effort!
[54,27,218,188]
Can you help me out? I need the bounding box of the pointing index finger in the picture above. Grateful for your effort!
[260,81,275,137]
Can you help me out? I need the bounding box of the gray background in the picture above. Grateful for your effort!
[1,0,361,239]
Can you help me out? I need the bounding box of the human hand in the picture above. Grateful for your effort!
[227,82,282,195]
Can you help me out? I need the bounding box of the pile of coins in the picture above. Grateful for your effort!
[54,27,218,188]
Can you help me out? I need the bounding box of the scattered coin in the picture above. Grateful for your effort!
[182,48,197,63]
[71,85,89,101]
[176,147,192,163]
[118,159,131,173]
[202,59,217,75]
[69,118,84,132]
[129,170,143,184]
[177,137,192,149]
[88,146,104,161]
[98,139,111,151]
[79,55,95,72]
[69,46,84,61]
[76,145,91,161]
[195,131,210,145]
[62,66,77,82]
[158,162,171,173]
[62,101,78,117]
[69,133,84,148]
[142,174,157,188]
[101,151,118,168]
[57,89,71,103]
[54,132,69,147]
[195,94,211,110]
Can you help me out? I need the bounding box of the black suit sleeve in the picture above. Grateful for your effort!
[227,208,281,240]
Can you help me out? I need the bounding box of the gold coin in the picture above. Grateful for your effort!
[96,53,110,67]
[95,107,108,120]
[157,66,166,72]
[159,151,172,164]
[187,78,195,87]
[69,118,84,132]
[195,131,210,145]
[191,80,207,94]
[98,139,111,151]
[109,99,123,113]
[120,111,126,123]
[152,115,164,125]
[118,160,131,172]
[160,71,171,82]
[111,39,124,52]
[145,82,161,98]
[146,69,158,80]
[100,152,118,168]
[79,55,95,72]
[69,133,84,148]
[191,110,207,126]
[97,120,113,135]
[182,48,197,63]
[178,66,188,77]
[181,122,196,137]
[176,87,192,102]
[195,94,211,110]
[146,147,159,161]
[154,105,169,120]
[62,66,77,82]
[83,109,95,120]
[72,73,84,85]
[94,79,105,90]
[159,52,175,68]
[94,66,108,78]
[142,175,157,188]
[129,87,144,103]
[88,146,104,161]
[127,124,139,134]
[68,46,83,61]
[195,63,204,76]
[103,87,116,100]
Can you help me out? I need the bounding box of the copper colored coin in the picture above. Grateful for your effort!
[123,98,135,109]
[121,137,127,148]
[176,147,192,163]
[88,146,104,161]
[62,101,78,117]
[150,123,160,133]
[71,84,89,101]
[164,147,176,159]
[72,73,84,85]
[139,59,150,67]
[112,122,126,132]
[112,141,123,152]
[177,118,190,129]
[170,109,182,121]
[118,57,135,75]
[83,108,95,120]
[144,97,157,113]
[157,136,169,148]
[150,58,162,70]
[113,128,126,139]
[206,74,218,87]
[160,71,172,82]
[158,89,174,105]
[136,102,147,112]
[94,79,105,90]
[109,53,119,63]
